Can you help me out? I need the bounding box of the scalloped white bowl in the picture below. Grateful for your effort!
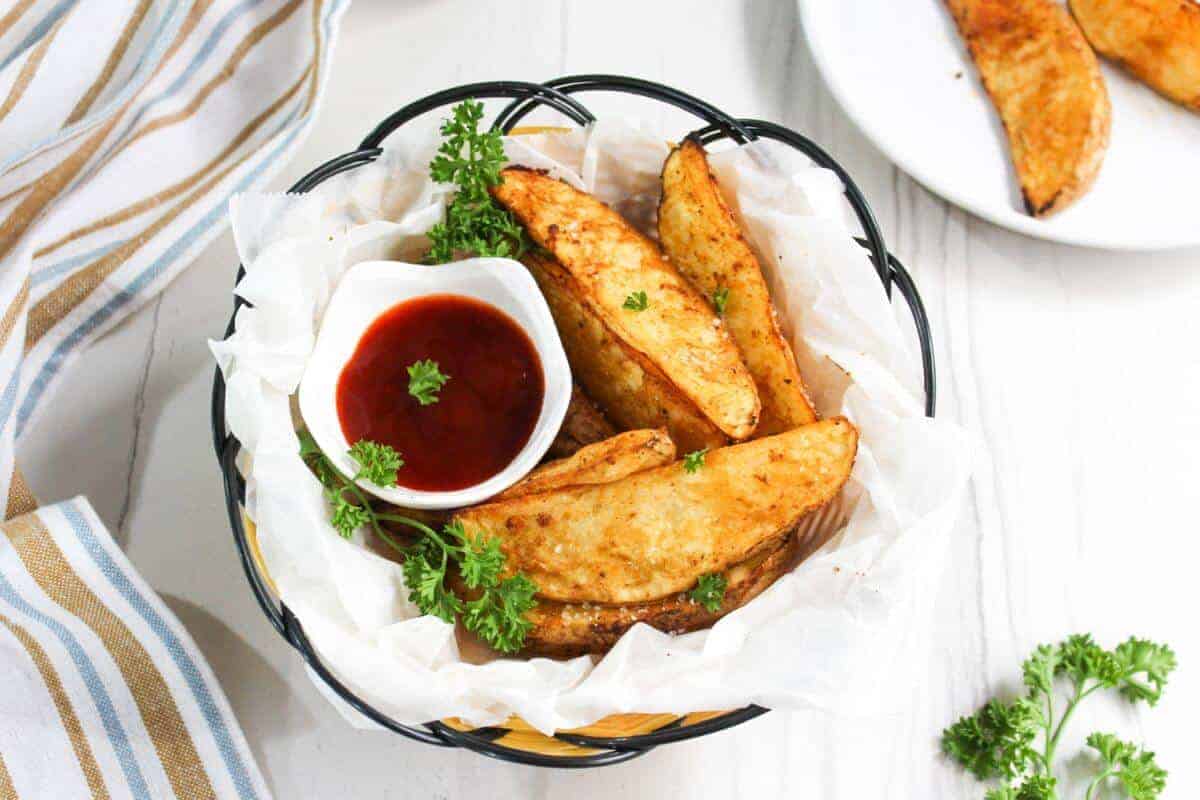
[297,258,572,510]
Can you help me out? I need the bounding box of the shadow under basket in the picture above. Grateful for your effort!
[210,75,938,768]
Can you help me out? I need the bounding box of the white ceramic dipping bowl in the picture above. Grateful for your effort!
[298,258,572,510]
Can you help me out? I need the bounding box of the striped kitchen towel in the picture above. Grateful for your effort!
[0,498,271,799]
[0,0,349,796]
[0,0,348,518]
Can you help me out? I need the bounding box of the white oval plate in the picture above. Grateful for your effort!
[799,0,1200,250]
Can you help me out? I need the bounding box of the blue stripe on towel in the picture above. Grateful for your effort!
[0,0,79,72]
[0,368,18,438]
[61,501,261,800]
[32,241,124,287]
[0,570,153,800]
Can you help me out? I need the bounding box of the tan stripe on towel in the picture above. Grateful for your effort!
[0,278,29,352]
[5,467,37,520]
[63,0,155,126]
[0,750,16,800]
[0,11,70,126]
[36,1,306,260]
[0,0,36,41]
[25,62,312,346]
[0,613,110,799]
[3,514,217,800]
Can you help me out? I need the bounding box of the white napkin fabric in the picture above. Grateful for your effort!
[0,498,272,799]
[0,0,347,516]
[0,0,348,795]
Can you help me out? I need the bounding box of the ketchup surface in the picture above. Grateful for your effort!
[336,294,544,492]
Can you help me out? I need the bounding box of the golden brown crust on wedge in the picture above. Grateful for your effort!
[496,429,676,502]
[524,251,729,452]
[492,167,761,439]
[521,530,799,658]
[454,417,858,605]
[945,0,1111,216]
[547,385,618,459]
[659,139,817,435]
[1070,0,1200,110]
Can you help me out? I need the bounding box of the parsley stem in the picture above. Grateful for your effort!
[373,513,438,539]
[1045,682,1099,768]
[1041,692,1055,774]
[1085,769,1114,800]
[375,513,466,555]
[372,525,410,557]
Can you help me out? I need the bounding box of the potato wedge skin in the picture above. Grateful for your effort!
[454,417,858,605]
[547,385,617,459]
[659,139,817,436]
[525,252,728,453]
[492,167,761,439]
[496,428,676,502]
[945,0,1111,216]
[1070,0,1200,110]
[522,530,798,658]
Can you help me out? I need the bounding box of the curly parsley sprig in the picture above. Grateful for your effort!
[407,359,449,406]
[426,99,527,263]
[683,448,708,474]
[688,573,726,612]
[942,634,1176,799]
[712,286,730,316]
[298,430,537,653]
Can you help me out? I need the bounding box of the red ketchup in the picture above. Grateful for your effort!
[336,294,544,492]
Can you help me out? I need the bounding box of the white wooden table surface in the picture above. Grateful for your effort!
[19,1,1200,797]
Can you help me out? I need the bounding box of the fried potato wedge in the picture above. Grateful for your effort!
[496,428,676,502]
[659,139,817,435]
[945,0,1111,216]
[522,530,799,658]
[492,167,761,439]
[454,417,858,605]
[525,251,729,452]
[547,385,617,459]
[1070,0,1200,110]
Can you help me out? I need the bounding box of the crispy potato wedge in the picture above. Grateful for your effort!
[659,139,817,436]
[522,530,799,658]
[945,0,1111,216]
[495,428,676,502]
[525,251,729,452]
[454,417,858,605]
[547,385,617,459]
[492,167,761,439]
[1070,0,1200,110]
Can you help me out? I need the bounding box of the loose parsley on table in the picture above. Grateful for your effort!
[407,359,449,406]
[941,634,1175,799]
[622,290,649,311]
[298,430,537,654]
[688,573,726,612]
[683,448,708,474]
[425,99,527,263]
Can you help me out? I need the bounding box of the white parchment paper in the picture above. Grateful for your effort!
[210,119,974,733]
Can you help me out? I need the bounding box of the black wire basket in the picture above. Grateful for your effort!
[210,75,937,768]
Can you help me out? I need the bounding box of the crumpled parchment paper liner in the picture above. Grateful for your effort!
[211,118,974,733]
